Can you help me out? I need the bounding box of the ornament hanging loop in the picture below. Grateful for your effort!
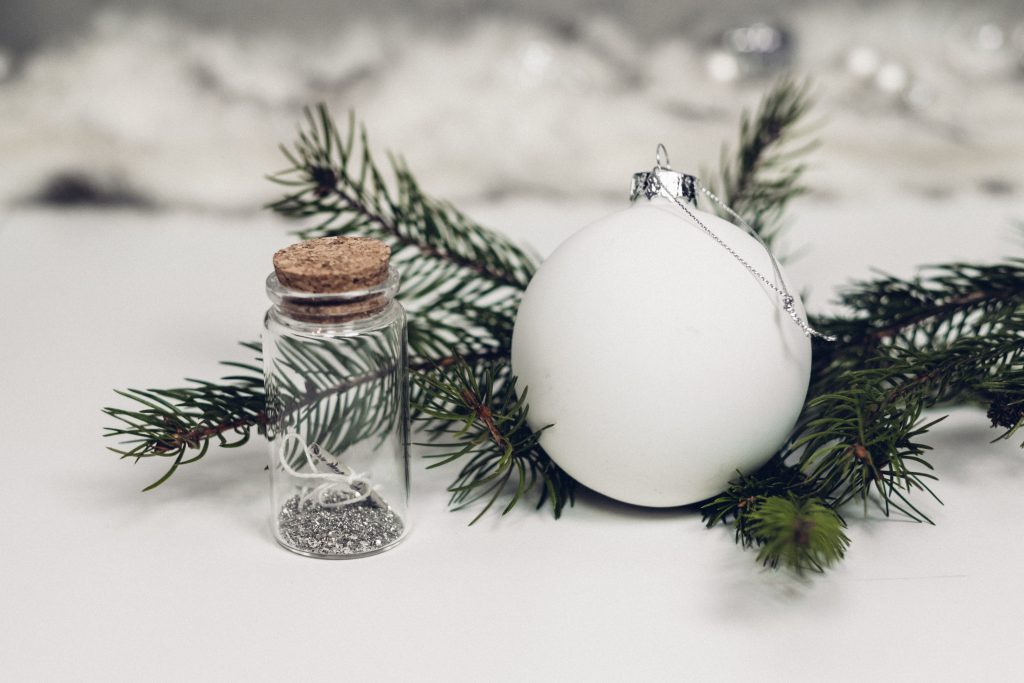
[655,143,671,169]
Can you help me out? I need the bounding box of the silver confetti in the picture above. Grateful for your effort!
[277,490,405,557]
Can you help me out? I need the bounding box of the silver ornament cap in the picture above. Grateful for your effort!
[629,144,698,204]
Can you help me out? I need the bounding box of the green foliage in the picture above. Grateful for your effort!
[815,261,1024,361]
[703,467,849,573]
[268,106,534,366]
[746,496,850,573]
[104,79,1024,575]
[701,459,812,548]
[800,335,1021,511]
[702,270,1024,566]
[414,356,574,523]
[103,341,266,490]
[708,76,816,247]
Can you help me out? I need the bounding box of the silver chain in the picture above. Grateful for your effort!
[649,167,836,342]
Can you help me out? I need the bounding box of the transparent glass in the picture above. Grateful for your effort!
[263,267,409,558]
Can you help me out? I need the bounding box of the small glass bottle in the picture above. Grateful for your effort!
[263,236,409,558]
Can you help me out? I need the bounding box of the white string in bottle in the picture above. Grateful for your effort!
[277,433,376,509]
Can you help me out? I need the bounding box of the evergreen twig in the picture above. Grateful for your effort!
[104,342,514,490]
[708,76,816,246]
[746,496,850,573]
[702,276,1024,569]
[414,356,574,523]
[813,261,1024,364]
[103,342,267,490]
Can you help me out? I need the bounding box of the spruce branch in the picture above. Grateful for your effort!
[746,496,850,573]
[104,340,513,491]
[696,83,1022,570]
[103,342,267,490]
[268,106,537,290]
[814,260,1024,361]
[702,467,849,574]
[701,459,812,545]
[705,270,1024,567]
[413,357,574,523]
[269,105,531,376]
[708,76,816,246]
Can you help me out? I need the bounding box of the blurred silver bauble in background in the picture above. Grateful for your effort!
[706,21,792,83]
[946,18,1023,80]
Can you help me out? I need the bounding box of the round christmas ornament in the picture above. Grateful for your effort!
[511,147,833,507]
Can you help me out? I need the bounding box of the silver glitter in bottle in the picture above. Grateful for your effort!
[263,237,410,559]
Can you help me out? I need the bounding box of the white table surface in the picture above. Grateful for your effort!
[1,196,1022,682]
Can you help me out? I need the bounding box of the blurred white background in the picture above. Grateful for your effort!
[1,0,1022,214]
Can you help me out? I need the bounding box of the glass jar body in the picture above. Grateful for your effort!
[263,290,409,559]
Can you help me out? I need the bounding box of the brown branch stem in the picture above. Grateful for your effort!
[868,290,992,342]
[156,348,511,453]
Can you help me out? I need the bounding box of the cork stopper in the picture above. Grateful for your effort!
[273,236,391,293]
[269,237,396,323]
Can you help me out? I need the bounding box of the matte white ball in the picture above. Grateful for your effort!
[511,198,811,507]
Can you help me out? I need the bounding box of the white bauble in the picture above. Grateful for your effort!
[511,196,811,507]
